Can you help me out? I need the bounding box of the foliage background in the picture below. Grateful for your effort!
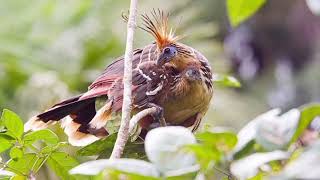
[1,0,319,129]
[0,0,319,179]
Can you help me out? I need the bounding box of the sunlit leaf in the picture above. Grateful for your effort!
[248,172,264,180]
[9,147,23,160]
[40,142,68,154]
[0,136,13,153]
[23,129,59,146]
[213,74,241,88]
[77,133,117,156]
[196,131,237,152]
[290,104,320,145]
[1,109,24,139]
[184,144,221,169]
[226,0,266,27]
[77,133,145,159]
[7,153,43,174]
[70,159,160,178]
[46,152,79,180]
[9,175,26,180]
[233,140,255,160]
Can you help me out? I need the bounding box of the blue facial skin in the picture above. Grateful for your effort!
[157,46,177,66]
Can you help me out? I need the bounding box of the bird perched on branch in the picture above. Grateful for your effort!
[25,9,213,146]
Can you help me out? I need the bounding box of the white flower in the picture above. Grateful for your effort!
[307,0,320,15]
[233,108,300,153]
[256,109,300,150]
[145,126,197,173]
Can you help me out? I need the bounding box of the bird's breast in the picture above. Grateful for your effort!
[161,81,213,124]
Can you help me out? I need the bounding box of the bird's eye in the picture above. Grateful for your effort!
[157,46,177,66]
[164,47,171,54]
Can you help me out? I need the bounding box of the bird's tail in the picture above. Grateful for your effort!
[25,95,112,146]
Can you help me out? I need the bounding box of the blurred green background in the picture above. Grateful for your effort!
[0,0,319,131]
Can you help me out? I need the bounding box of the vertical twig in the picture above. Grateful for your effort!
[110,0,139,159]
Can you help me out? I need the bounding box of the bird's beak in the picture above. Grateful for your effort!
[157,54,167,66]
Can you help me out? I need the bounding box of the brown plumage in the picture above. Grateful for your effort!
[25,9,213,146]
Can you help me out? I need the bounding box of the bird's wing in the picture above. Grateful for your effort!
[106,61,171,112]
[132,61,170,107]
[80,43,158,100]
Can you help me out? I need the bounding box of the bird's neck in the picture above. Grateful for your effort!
[171,57,199,72]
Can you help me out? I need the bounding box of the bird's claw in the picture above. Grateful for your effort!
[147,103,167,127]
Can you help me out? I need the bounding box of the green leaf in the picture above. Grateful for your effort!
[46,152,79,180]
[290,104,320,144]
[196,132,238,152]
[226,0,266,27]
[166,173,197,180]
[0,120,5,133]
[40,142,68,154]
[213,74,241,88]
[7,153,43,174]
[98,142,145,160]
[0,136,13,153]
[77,133,117,156]
[248,172,264,180]
[184,144,221,169]
[233,140,256,160]
[9,147,23,160]
[23,129,59,146]
[77,133,145,159]
[1,109,24,139]
[9,175,26,180]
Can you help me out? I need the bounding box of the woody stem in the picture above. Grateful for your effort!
[110,0,139,159]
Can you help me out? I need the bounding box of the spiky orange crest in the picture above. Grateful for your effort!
[141,9,181,50]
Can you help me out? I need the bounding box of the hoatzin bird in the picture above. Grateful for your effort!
[25,10,213,146]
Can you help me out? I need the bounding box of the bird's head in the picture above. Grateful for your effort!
[137,9,213,93]
[139,9,187,67]
[157,45,178,66]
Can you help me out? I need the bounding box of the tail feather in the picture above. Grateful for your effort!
[24,117,56,132]
[62,116,100,146]
[38,95,95,122]
[89,100,113,129]
[24,95,113,146]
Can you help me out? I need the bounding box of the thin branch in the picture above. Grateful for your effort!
[129,107,157,135]
[110,0,139,159]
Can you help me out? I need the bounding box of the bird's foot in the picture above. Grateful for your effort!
[147,103,167,127]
